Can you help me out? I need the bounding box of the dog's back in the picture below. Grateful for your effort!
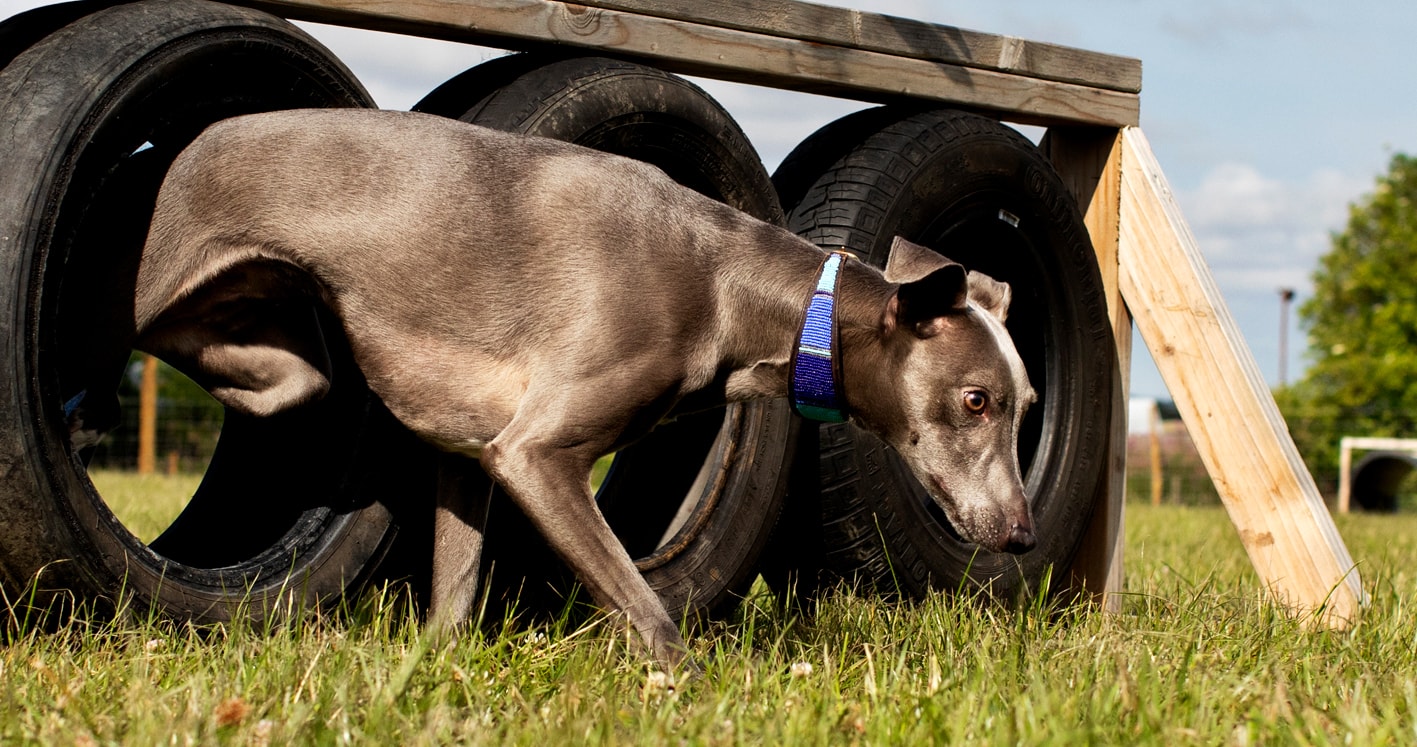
[135,109,801,450]
[141,110,724,330]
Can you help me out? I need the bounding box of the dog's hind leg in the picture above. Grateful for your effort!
[478,404,691,671]
[135,261,333,418]
[429,453,493,632]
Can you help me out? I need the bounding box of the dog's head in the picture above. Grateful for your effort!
[857,237,1036,555]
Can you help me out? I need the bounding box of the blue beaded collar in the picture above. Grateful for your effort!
[790,250,852,423]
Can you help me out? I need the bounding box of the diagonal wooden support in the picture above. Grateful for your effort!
[1116,127,1365,627]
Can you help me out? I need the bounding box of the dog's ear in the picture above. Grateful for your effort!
[967,270,1012,323]
[883,236,956,283]
[887,260,969,338]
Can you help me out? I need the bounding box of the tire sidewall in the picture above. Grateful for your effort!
[782,109,1112,598]
[452,55,791,615]
[872,135,1109,592]
[472,57,783,220]
[0,0,393,621]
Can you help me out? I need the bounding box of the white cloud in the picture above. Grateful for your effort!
[1150,162,1372,393]
[1160,3,1310,47]
[689,78,870,170]
[295,22,501,110]
[1175,162,1366,293]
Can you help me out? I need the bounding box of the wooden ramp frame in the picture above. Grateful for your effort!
[1112,129,1363,625]
[241,0,1365,627]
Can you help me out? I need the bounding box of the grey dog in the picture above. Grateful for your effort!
[124,108,1035,671]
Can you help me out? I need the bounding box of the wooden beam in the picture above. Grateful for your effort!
[1337,436,1417,452]
[1117,127,1365,628]
[240,0,1139,127]
[1149,405,1162,506]
[1338,442,1353,514]
[582,0,1141,92]
[1043,127,1127,612]
[138,354,159,476]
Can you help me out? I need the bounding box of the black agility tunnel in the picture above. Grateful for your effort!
[1350,451,1417,512]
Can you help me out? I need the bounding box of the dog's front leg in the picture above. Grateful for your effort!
[429,453,494,632]
[480,426,691,672]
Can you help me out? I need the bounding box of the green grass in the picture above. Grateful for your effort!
[88,469,202,543]
[91,458,618,544]
[4,478,1416,745]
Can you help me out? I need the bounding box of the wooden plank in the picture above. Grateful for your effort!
[137,354,158,475]
[1116,127,1365,628]
[1338,442,1353,514]
[1043,127,1127,612]
[1149,405,1162,506]
[1338,436,1417,452]
[582,0,1141,93]
[240,0,1139,127]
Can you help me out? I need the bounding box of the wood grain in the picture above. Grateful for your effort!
[1043,127,1127,612]
[239,0,1139,127]
[1117,127,1365,628]
[582,0,1141,92]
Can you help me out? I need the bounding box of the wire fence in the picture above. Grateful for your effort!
[87,395,222,474]
[1124,421,1222,506]
[92,394,1237,509]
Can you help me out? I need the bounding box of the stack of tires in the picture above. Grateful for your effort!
[0,0,1110,629]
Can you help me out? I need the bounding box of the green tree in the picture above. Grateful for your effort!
[1280,153,1417,488]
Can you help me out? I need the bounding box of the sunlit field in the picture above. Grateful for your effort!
[5,476,1413,745]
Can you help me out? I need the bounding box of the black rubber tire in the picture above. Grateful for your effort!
[0,1,109,71]
[411,51,572,120]
[0,0,433,625]
[414,55,793,619]
[767,107,1114,601]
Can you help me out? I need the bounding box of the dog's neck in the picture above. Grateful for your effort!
[834,266,907,436]
[718,233,897,424]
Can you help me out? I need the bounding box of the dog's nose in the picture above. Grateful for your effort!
[1002,523,1036,555]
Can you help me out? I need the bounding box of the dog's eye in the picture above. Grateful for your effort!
[963,390,988,414]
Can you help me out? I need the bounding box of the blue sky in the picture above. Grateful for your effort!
[5,0,1415,401]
